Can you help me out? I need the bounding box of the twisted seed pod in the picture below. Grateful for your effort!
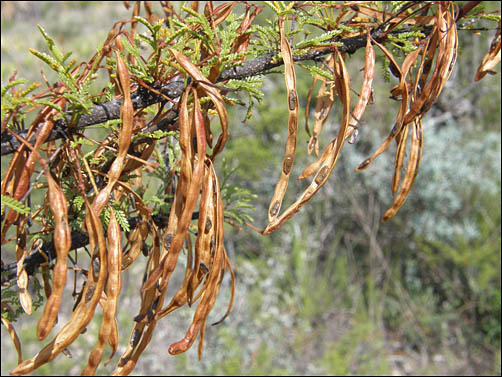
[92,51,133,217]
[267,16,298,224]
[382,119,423,222]
[2,317,22,365]
[16,221,32,315]
[36,163,71,340]
[82,210,122,375]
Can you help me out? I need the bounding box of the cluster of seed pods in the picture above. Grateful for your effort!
[3,2,493,376]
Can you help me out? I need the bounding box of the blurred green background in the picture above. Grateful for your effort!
[1,2,500,375]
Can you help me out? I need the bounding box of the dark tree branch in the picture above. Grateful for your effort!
[1,28,397,156]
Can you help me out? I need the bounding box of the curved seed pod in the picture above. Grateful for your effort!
[405,5,457,125]
[2,317,22,364]
[266,16,298,224]
[354,33,417,172]
[1,111,60,242]
[391,123,410,195]
[82,209,122,375]
[121,217,149,270]
[346,32,375,136]
[92,51,133,217]
[153,235,195,319]
[308,54,336,156]
[15,220,32,315]
[37,163,71,340]
[475,19,501,81]
[382,119,423,222]
[137,87,193,291]
[211,248,235,326]
[187,163,214,304]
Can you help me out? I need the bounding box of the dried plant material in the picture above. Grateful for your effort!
[475,20,501,81]
[82,210,122,375]
[301,32,375,180]
[2,317,23,364]
[168,161,226,357]
[263,48,350,235]
[15,220,32,315]
[2,3,497,376]
[11,196,107,375]
[308,54,336,156]
[1,112,60,242]
[382,119,423,222]
[167,47,228,159]
[36,160,71,340]
[391,123,410,195]
[266,17,299,224]
[92,51,133,217]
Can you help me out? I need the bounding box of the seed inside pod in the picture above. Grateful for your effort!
[282,156,293,175]
[315,165,330,184]
[200,261,209,274]
[269,200,280,217]
[164,232,173,249]
[288,90,297,111]
[210,236,216,255]
[130,329,141,346]
[319,105,330,120]
[85,285,96,303]
[205,217,212,233]
[357,158,371,170]
[308,137,317,151]
[348,128,359,144]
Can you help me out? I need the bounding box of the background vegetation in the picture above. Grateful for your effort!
[1,2,500,375]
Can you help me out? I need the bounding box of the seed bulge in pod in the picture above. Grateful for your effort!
[348,128,359,144]
[85,285,96,303]
[308,136,317,151]
[205,217,212,233]
[282,156,293,175]
[288,90,297,111]
[357,158,371,170]
[315,165,330,185]
[130,329,141,346]
[269,200,280,217]
[319,105,330,120]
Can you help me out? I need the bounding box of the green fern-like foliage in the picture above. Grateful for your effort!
[1,195,30,216]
